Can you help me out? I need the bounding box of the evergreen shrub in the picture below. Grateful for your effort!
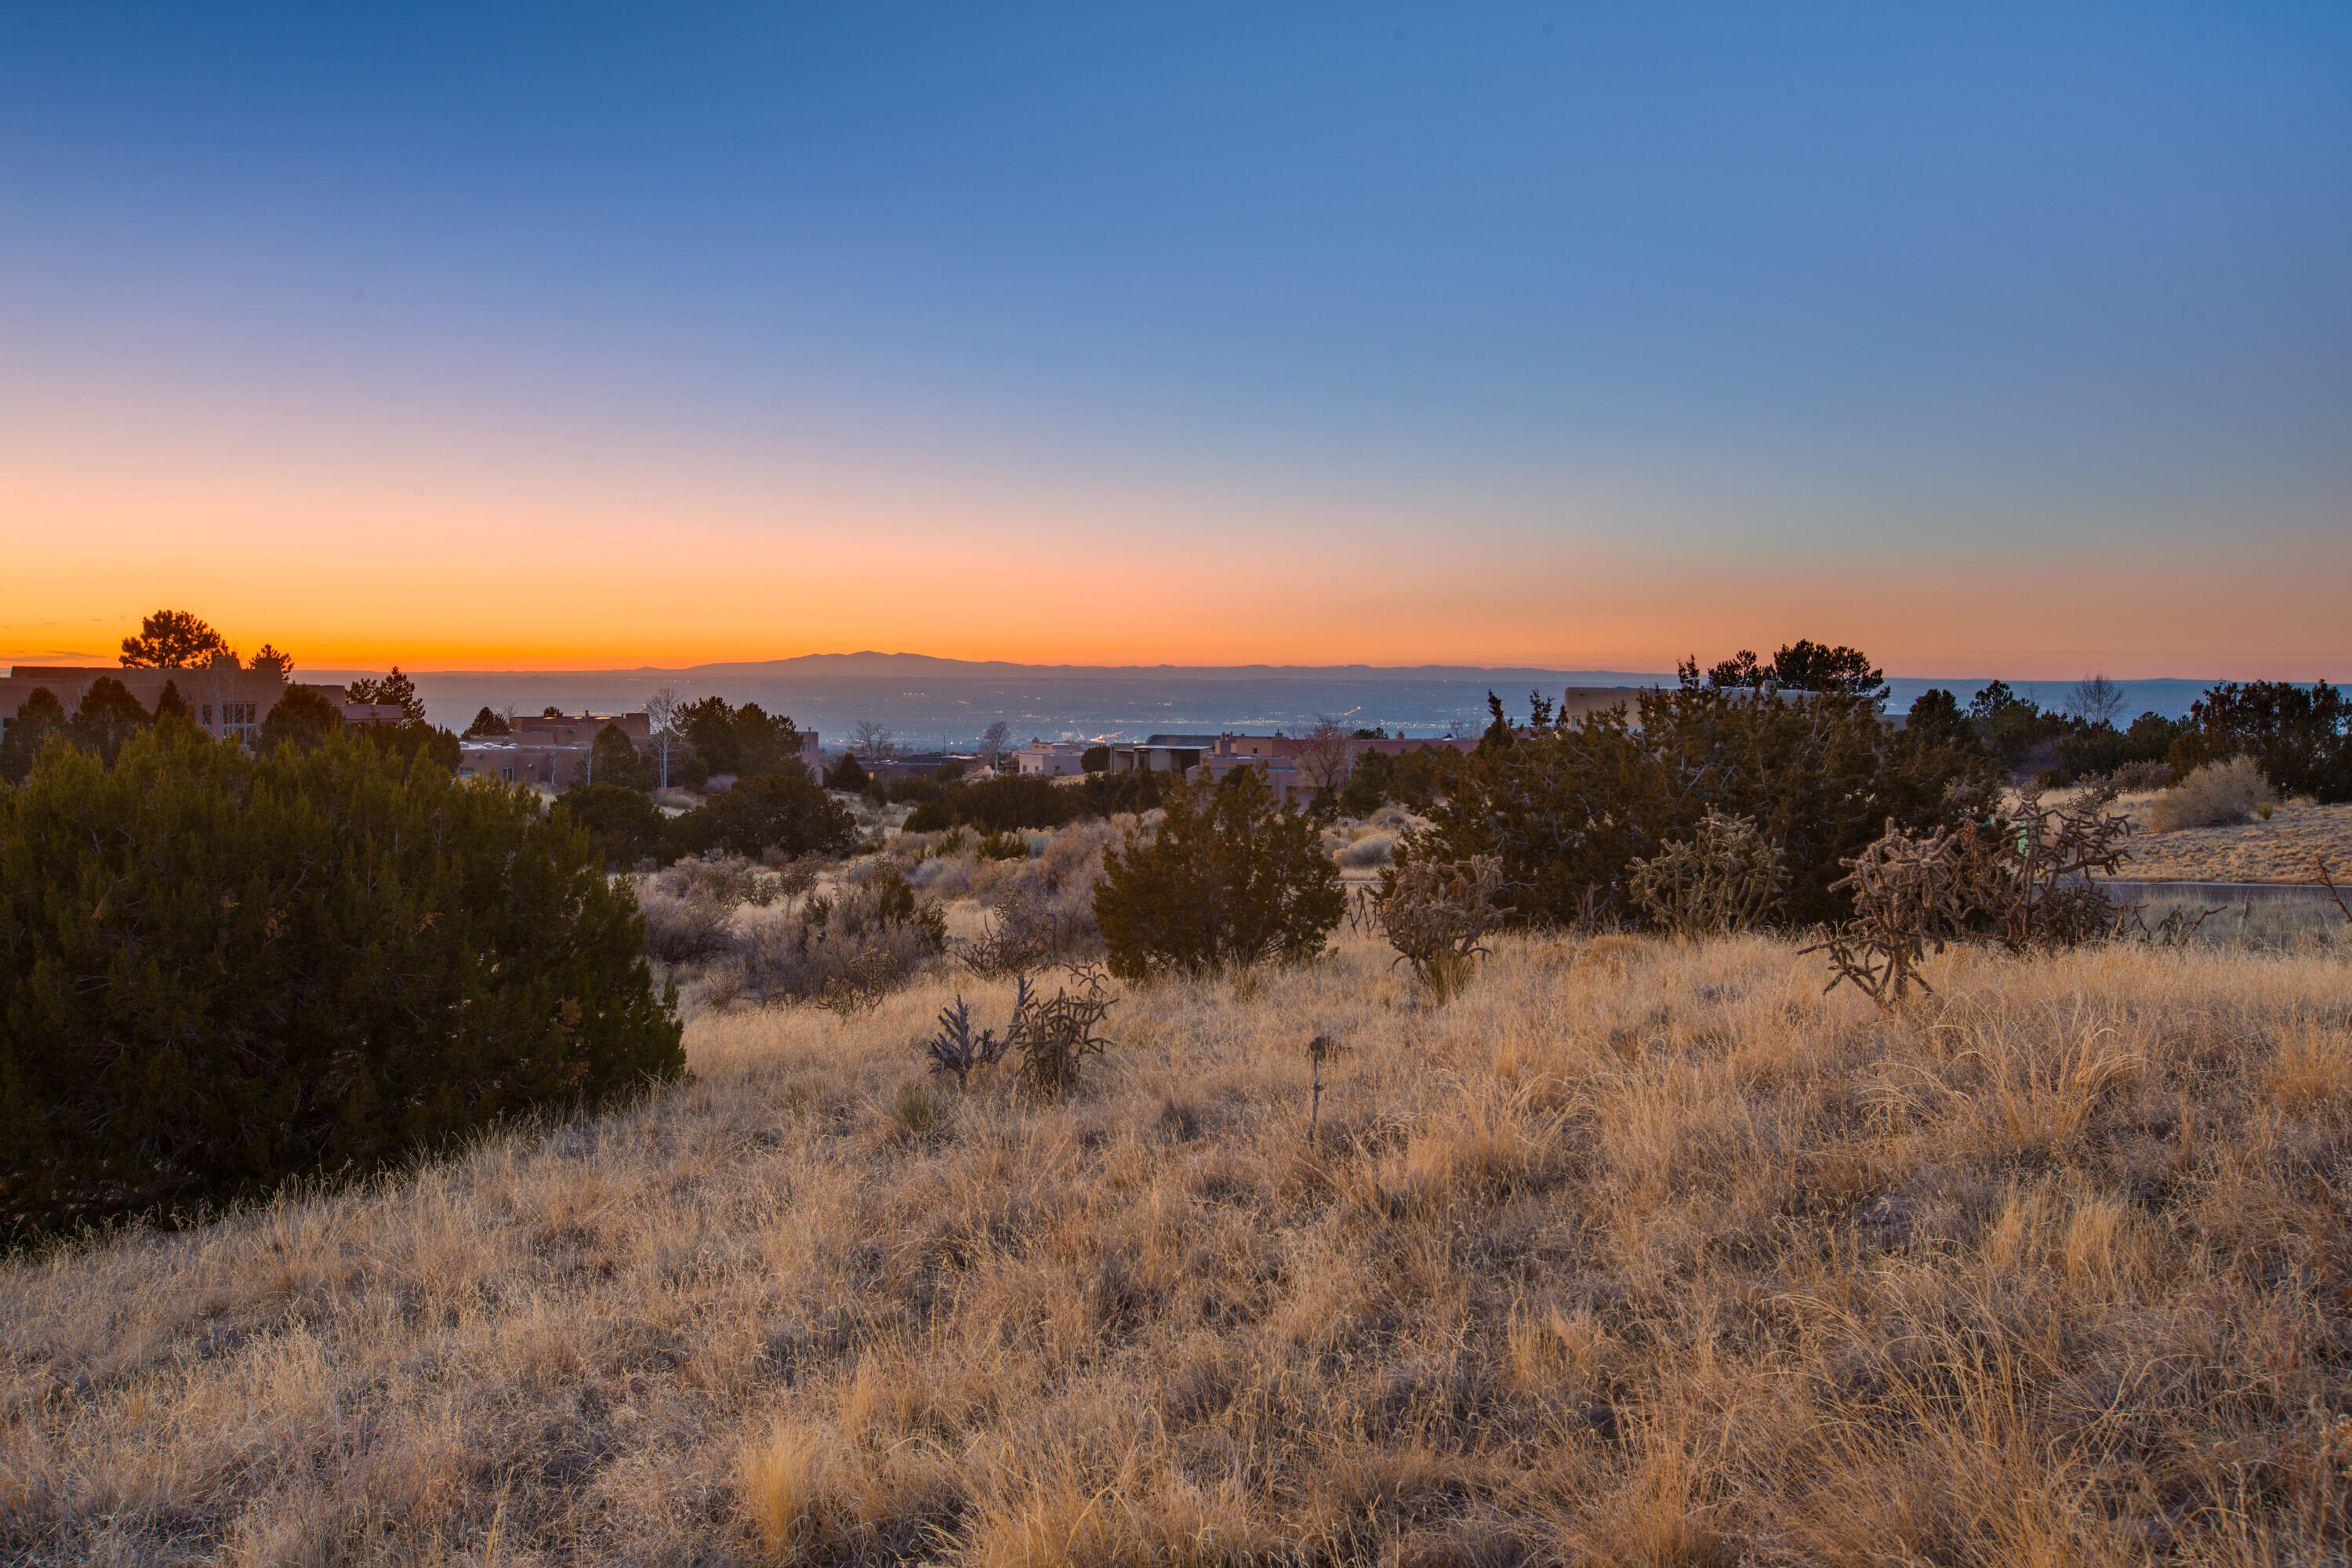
[0,728,684,1243]
[2169,681,2350,803]
[1410,680,1996,927]
[1094,766,1344,979]
[902,774,1085,833]
[673,773,857,860]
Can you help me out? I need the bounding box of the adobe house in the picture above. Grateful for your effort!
[1192,732,1482,805]
[0,662,291,747]
[1015,741,1094,775]
[457,712,654,793]
[1106,734,1222,774]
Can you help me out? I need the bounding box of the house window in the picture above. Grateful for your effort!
[202,704,214,725]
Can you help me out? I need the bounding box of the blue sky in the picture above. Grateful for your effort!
[2,3,2346,672]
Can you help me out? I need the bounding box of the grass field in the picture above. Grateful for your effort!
[2107,799,2352,887]
[5,907,2349,1564]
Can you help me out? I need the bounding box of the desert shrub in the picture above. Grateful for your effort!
[959,883,1102,979]
[650,852,755,904]
[2170,679,2350,802]
[2143,756,2277,832]
[906,855,972,898]
[1412,679,1996,927]
[1626,810,1788,938]
[1336,831,1396,869]
[1036,817,1116,891]
[1375,855,1504,1000]
[1095,766,1345,979]
[2103,757,2175,793]
[672,772,857,860]
[733,870,946,1007]
[559,781,670,869]
[636,884,735,963]
[975,828,1029,860]
[902,773,1083,833]
[0,727,683,1242]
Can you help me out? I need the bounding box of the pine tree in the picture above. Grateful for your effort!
[0,688,67,782]
[260,686,345,753]
[580,722,651,792]
[118,609,230,668]
[67,676,152,764]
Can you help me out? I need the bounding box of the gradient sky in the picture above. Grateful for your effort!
[3,3,2347,677]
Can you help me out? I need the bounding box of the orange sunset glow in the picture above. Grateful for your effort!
[2,5,2344,685]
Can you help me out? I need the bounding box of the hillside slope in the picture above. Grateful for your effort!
[4,931,2348,1564]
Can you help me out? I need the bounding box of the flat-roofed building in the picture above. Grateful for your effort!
[1192,731,1482,804]
[1016,741,1094,776]
[0,662,290,748]
[461,713,795,794]
[1108,734,1222,774]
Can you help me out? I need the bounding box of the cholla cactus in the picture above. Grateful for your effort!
[923,976,1031,1087]
[1627,811,1788,938]
[1803,788,2136,1009]
[1377,855,1504,1000]
[1802,824,1970,1007]
[1012,965,1116,1100]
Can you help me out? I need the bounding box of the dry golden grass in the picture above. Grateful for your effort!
[2107,797,2352,884]
[5,920,2350,1564]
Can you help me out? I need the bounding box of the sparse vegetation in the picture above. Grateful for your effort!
[730,870,948,1008]
[1805,789,2136,1007]
[2145,754,2277,832]
[5,916,2347,1563]
[13,655,2352,1565]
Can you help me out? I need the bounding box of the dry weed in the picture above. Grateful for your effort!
[4,923,2349,1564]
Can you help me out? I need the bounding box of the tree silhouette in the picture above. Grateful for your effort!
[119,610,230,669]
